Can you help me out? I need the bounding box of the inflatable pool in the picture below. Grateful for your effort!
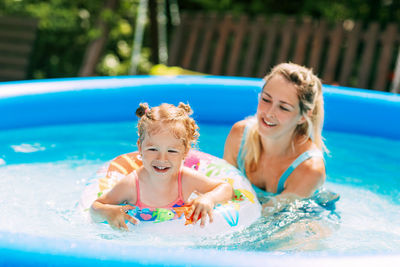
[79,150,261,235]
[0,76,399,266]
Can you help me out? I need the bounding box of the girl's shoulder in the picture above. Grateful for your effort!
[118,172,138,194]
[180,166,217,200]
[181,166,205,181]
[181,166,223,186]
[97,172,138,204]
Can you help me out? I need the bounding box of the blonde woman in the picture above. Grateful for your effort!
[224,63,327,210]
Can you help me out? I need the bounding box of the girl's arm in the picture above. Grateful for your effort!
[90,174,138,230]
[183,167,234,227]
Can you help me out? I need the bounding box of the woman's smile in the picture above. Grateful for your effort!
[256,74,304,138]
[261,117,277,127]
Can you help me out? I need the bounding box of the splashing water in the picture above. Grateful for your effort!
[0,121,399,253]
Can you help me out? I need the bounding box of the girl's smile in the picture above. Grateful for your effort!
[151,160,171,173]
[139,127,186,177]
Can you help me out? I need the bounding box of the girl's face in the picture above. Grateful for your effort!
[257,74,306,139]
[138,126,187,178]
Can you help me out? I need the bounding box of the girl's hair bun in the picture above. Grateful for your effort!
[178,102,193,115]
[136,103,150,118]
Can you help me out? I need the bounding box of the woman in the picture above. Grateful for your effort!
[224,63,327,207]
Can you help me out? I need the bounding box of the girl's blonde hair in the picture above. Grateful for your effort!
[244,62,327,171]
[135,102,199,153]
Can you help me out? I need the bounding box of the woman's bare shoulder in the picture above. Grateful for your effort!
[231,120,247,134]
[300,156,325,177]
[223,120,247,165]
[226,120,248,143]
[285,155,326,198]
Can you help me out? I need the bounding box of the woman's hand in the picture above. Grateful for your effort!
[261,194,300,216]
[186,192,214,227]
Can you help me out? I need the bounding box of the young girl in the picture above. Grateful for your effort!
[91,102,233,230]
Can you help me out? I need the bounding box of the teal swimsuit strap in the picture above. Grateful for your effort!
[237,124,250,175]
[276,150,323,194]
[237,121,324,195]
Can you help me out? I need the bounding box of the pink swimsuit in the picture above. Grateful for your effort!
[134,170,185,208]
[128,171,185,222]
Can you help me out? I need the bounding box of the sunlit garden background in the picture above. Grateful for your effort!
[1,0,400,85]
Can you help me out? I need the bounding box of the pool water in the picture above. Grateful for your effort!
[0,121,399,253]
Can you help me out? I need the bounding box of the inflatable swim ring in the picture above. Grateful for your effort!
[79,150,261,235]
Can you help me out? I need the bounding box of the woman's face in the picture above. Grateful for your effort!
[257,74,305,139]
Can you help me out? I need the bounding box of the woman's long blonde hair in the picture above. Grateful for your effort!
[243,62,327,172]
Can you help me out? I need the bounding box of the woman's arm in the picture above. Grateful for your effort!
[261,157,326,216]
[90,174,138,230]
[223,120,247,167]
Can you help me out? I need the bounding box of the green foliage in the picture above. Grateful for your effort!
[1,0,399,79]
[0,0,152,78]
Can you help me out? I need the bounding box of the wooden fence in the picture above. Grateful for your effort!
[0,16,38,82]
[168,12,400,92]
